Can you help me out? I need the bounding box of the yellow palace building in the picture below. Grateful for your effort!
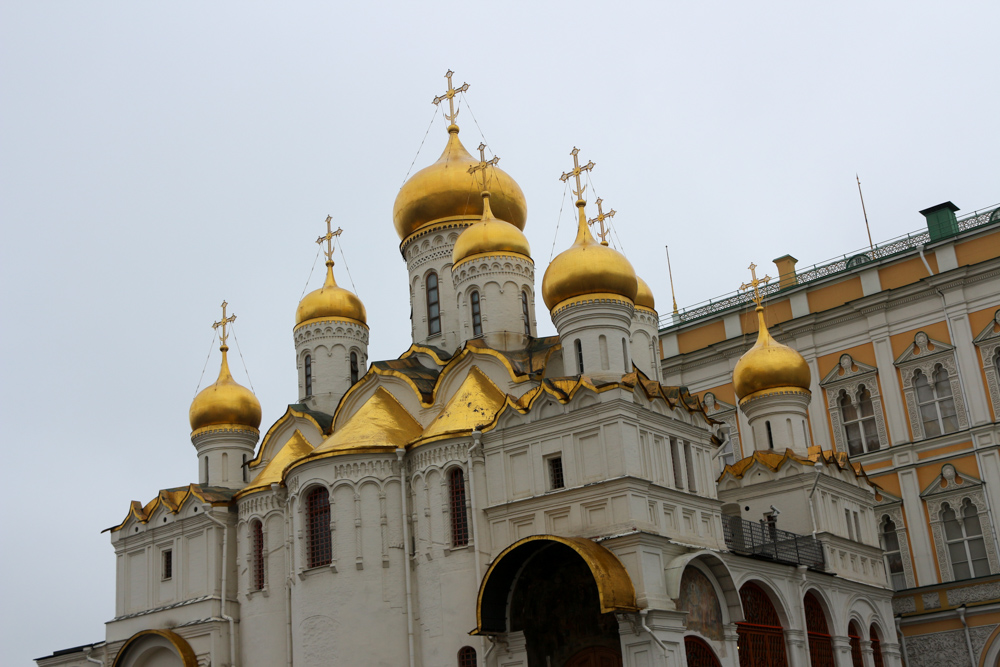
[660,201,1000,666]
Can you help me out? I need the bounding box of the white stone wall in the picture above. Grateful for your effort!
[191,427,257,488]
[452,252,535,342]
[294,317,369,416]
[553,297,635,381]
[402,223,471,352]
[631,307,661,381]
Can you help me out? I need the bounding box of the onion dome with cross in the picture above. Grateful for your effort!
[392,70,527,241]
[541,148,637,312]
[732,263,811,403]
[189,302,262,434]
[452,143,531,267]
[296,218,367,327]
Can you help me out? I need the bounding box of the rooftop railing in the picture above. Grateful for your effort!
[722,514,826,570]
[660,204,1000,330]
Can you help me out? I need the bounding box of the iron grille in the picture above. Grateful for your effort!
[723,515,825,570]
[449,469,469,547]
[251,520,265,590]
[306,487,332,568]
[685,636,721,667]
[458,646,477,667]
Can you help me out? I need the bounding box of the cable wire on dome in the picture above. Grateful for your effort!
[548,180,570,262]
[461,93,514,221]
[230,322,256,394]
[336,240,359,297]
[299,244,322,300]
[193,329,219,397]
[398,105,441,190]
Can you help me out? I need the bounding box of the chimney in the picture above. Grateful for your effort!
[773,255,798,289]
[920,201,960,242]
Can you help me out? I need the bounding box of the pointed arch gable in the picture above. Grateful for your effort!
[472,535,638,634]
[112,629,198,667]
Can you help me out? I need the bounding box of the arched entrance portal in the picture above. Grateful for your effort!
[474,535,638,667]
[736,582,788,667]
[804,591,835,667]
[112,629,198,667]
[685,636,722,667]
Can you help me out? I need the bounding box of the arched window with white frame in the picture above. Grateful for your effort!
[306,486,331,568]
[449,468,469,548]
[470,290,482,337]
[350,351,359,384]
[426,271,441,336]
[941,499,990,580]
[304,353,313,397]
[839,385,880,455]
[879,515,906,590]
[250,519,265,591]
[914,365,958,437]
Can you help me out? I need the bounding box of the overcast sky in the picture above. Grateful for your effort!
[1,2,997,664]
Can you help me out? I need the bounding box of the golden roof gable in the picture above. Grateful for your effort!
[417,366,507,444]
[237,430,315,498]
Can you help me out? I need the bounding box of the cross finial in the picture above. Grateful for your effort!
[316,214,343,263]
[432,70,470,125]
[467,142,500,191]
[739,262,771,308]
[559,147,595,202]
[213,300,237,348]
[587,197,616,246]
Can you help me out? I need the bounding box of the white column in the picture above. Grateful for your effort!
[870,329,910,445]
[947,309,991,425]
[896,457,937,586]
[804,355,831,451]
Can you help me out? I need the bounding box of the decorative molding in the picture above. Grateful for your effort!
[820,353,888,454]
[874,491,916,589]
[895,333,969,440]
[920,464,1000,582]
[973,309,1000,416]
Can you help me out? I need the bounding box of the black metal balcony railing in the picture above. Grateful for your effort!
[722,515,826,571]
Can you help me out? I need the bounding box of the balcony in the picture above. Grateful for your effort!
[722,515,826,571]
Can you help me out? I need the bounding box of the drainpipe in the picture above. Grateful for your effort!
[396,449,416,667]
[83,644,104,666]
[895,616,909,667]
[203,505,237,667]
[273,482,293,667]
[639,610,669,659]
[957,604,976,667]
[808,460,825,538]
[469,430,487,666]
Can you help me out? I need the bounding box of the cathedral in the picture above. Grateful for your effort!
[38,73,907,667]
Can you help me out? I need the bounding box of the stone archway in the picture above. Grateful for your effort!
[737,581,789,667]
[112,629,198,667]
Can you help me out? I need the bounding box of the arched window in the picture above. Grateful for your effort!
[942,499,990,579]
[914,365,958,437]
[840,386,880,455]
[242,454,248,483]
[304,354,313,397]
[847,621,863,667]
[457,646,477,667]
[201,456,208,485]
[737,582,788,667]
[426,272,441,336]
[449,468,469,547]
[470,290,482,337]
[306,486,332,568]
[879,516,906,590]
[250,519,265,591]
[622,338,629,371]
[350,351,359,384]
[869,625,885,667]
[804,591,834,667]
[765,420,774,449]
[521,290,531,335]
[684,636,722,667]
[575,339,584,374]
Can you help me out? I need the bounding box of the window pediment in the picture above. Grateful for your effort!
[820,353,878,386]
[919,463,984,499]
[893,332,955,367]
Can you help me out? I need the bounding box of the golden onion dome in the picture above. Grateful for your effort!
[453,191,531,265]
[189,346,262,433]
[733,307,811,401]
[295,261,367,327]
[541,201,638,311]
[635,276,656,311]
[392,125,527,241]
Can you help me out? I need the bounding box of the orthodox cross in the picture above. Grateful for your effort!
[316,214,343,262]
[559,147,595,200]
[213,300,237,347]
[468,143,500,191]
[739,262,771,308]
[587,197,616,245]
[432,70,470,124]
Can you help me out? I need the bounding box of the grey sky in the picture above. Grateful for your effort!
[1,2,997,663]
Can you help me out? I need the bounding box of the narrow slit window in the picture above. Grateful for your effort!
[471,291,482,337]
[670,438,685,489]
[162,549,173,581]
[304,354,313,397]
[548,457,565,490]
[251,519,265,591]
[306,487,332,568]
[449,468,469,547]
[622,338,629,371]
[350,351,359,384]
[575,339,584,374]
[521,290,530,335]
[426,272,441,336]
[683,441,697,493]
[765,421,774,449]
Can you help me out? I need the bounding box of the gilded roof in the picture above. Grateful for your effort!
[417,367,506,444]
[108,484,236,532]
[237,430,315,498]
[301,387,423,460]
[719,448,871,486]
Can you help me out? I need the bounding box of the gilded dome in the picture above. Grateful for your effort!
[392,125,527,240]
[189,346,262,433]
[295,261,367,327]
[635,276,656,311]
[452,192,531,265]
[541,202,638,311]
[733,307,811,401]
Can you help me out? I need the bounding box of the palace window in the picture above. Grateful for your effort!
[306,486,332,568]
[839,386,880,455]
[458,646,477,667]
[521,290,531,335]
[879,516,907,590]
[470,290,482,337]
[449,468,469,548]
[914,365,959,437]
[575,339,584,374]
[426,272,441,336]
[250,519,265,591]
[941,499,990,580]
[350,351,359,384]
[304,354,313,397]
